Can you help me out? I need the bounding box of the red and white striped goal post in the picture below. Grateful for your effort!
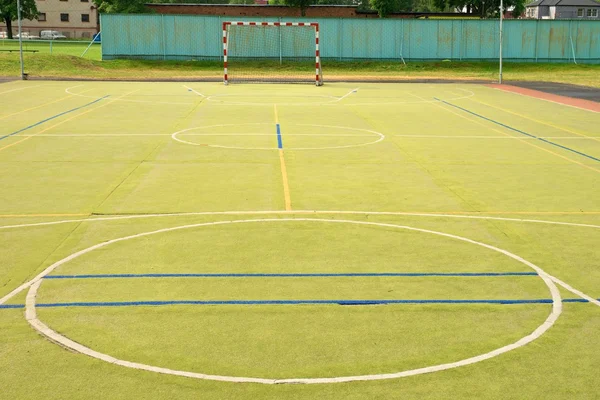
[222,21,323,86]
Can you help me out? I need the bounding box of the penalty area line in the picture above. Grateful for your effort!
[183,85,206,98]
[336,88,359,102]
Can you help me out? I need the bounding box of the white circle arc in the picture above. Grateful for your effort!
[171,124,385,150]
[26,218,562,384]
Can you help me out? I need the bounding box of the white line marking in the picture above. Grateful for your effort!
[65,85,193,106]
[549,276,600,307]
[1,210,600,233]
[335,88,359,102]
[21,133,378,138]
[171,124,385,151]
[183,85,206,98]
[203,89,475,107]
[344,89,476,107]
[23,218,561,384]
[0,84,43,95]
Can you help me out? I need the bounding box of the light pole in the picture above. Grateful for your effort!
[499,0,504,84]
[17,0,26,80]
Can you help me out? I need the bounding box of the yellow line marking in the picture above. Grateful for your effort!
[0,214,90,218]
[0,89,94,121]
[0,84,42,96]
[466,97,600,143]
[411,93,600,174]
[279,150,292,211]
[0,90,140,153]
[274,104,291,211]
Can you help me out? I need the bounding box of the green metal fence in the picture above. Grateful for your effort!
[101,14,600,63]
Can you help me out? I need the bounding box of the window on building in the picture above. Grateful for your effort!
[37,13,46,21]
[592,9,598,17]
[587,8,593,16]
[82,14,90,22]
[60,13,69,22]
[577,8,584,16]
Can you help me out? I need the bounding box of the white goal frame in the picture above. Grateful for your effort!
[222,21,323,86]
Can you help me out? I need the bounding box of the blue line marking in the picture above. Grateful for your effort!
[434,98,600,163]
[44,272,538,279]
[0,304,25,309]
[276,123,283,149]
[29,298,600,308]
[0,96,109,142]
[3,298,597,309]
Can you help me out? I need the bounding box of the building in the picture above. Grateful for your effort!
[0,0,99,39]
[525,0,600,19]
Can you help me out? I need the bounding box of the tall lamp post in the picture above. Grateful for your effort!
[17,0,26,80]
[499,0,504,84]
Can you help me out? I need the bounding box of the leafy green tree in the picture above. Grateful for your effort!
[369,0,396,16]
[0,0,38,39]
[433,0,525,17]
[270,0,317,16]
[92,0,149,13]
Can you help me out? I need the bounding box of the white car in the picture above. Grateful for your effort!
[0,32,8,39]
[40,30,66,40]
[15,32,39,40]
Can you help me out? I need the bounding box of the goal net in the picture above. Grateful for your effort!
[223,22,323,86]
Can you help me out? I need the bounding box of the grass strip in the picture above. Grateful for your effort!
[1,54,600,87]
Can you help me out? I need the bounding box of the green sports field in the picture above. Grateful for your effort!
[1,80,599,399]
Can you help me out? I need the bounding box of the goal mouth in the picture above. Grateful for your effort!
[223,22,323,86]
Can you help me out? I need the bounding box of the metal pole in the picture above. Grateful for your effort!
[499,0,503,84]
[17,0,25,80]
[81,31,100,58]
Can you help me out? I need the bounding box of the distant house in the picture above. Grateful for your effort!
[525,0,600,19]
[0,0,99,39]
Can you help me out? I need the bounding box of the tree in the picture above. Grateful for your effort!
[92,0,149,13]
[369,0,413,16]
[433,0,525,17]
[270,0,317,16]
[369,0,396,16]
[0,0,37,39]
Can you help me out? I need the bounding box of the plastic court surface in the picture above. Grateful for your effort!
[1,80,599,399]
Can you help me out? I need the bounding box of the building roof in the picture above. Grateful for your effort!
[527,0,600,7]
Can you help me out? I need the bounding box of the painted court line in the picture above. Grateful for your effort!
[336,88,359,102]
[183,85,206,97]
[1,210,600,232]
[65,85,192,106]
[0,213,89,218]
[466,97,600,143]
[0,96,108,142]
[21,218,563,384]
[0,94,80,121]
[0,84,42,96]
[4,298,598,310]
[44,272,538,279]
[435,98,600,163]
[411,91,600,174]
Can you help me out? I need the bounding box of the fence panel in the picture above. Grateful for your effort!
[101,14,600,64]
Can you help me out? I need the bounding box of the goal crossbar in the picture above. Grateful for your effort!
[223,21,323,86]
